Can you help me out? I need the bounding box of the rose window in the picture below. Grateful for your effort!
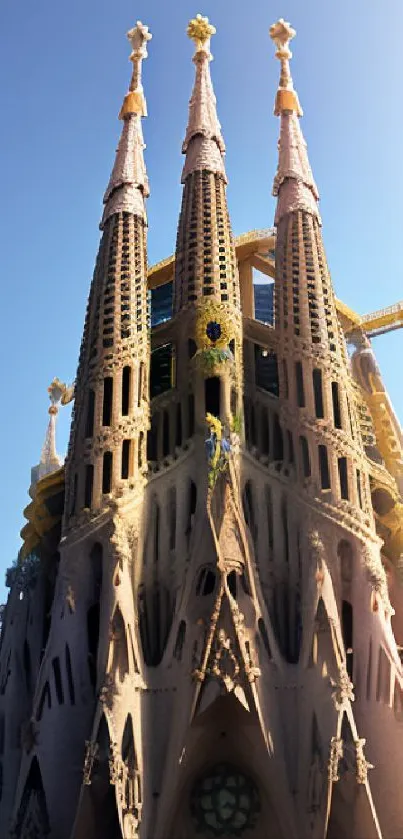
[190,763,260,836]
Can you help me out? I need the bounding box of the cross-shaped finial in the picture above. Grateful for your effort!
[269,18,296,59]
[127,20,152,62]
[187,14,216,53]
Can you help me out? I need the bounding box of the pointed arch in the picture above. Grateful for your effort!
[122,714,137,774]
[13,756,50,836]
[110,605,129,682]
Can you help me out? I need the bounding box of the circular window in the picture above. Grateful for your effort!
[190,763,260,836]
[206,321,222,343]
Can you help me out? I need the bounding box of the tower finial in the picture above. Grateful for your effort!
[187,14,216,56]
[120,21,152,119]
[269,18,302,116]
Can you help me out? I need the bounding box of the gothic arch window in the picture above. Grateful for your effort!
[122,713,138,775]
[341,600,353,678]
[338,457,349,500]
[313,369,324,419]
[122,366,131,416]
[111,605,129,682]
[227,570,237,598]
[318,445,330,490]
[331,381,342,428]
[196,567,216,596]
[13,757,50,837]
[102,451,113,494]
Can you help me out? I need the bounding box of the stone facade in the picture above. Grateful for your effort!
[1,15,403,839]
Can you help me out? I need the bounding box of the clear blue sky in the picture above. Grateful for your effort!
[1,0,402,600]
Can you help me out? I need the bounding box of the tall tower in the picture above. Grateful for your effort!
[2,13,403,839]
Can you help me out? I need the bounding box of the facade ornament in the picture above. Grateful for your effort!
[209,629,241,692]
[99,673,118,709]
[328,737,344,782]
[269,19,302,115]
[331,663,355,711]
[355,738,374,784]
[187,14,216,55]
[83,740,99,785]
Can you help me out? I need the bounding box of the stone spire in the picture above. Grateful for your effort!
[32,379,64,485]
[269,19,319,226]
[64,22,152,525]
[102,21,152,227]
[173,14,239,313]
[181,14,226,181]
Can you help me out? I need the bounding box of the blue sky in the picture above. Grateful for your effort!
[1,0,402,600]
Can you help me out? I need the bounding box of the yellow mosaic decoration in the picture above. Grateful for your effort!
[194,301,233,351]
[187,15,216,51]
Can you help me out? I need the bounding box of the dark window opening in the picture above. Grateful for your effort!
[342,600,353,678]
[122,366,131,416]
[147,415,158,461]
[255,346,279,396]
[313,369,324,418]
[84,464,94,508]
[102,377,113,426]
[65,645,75,705]
[227,571,237,598]
[331,381,342,429]
[319,445,331,489]
[196,568,216,596]
[52,657,64,705]
[85,389,95,437]
[300,436,311,477]
[356,469,363,509]
[102,451,113,494]
[138,431,144,469]
[121,439,131,479]
[338,457,349,500]
[295,361,305,407]
[150,343,175,399]
[205,376,221,417]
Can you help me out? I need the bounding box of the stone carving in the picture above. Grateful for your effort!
[331,664,355,711]
[99,674,118,709]
[355,738,374,784]
[209,629,241,692]
[83,740,99,785]
[328,737,344,783]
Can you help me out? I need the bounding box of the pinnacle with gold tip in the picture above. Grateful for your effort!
[187,14,216,54]
[269,18,296,58]
[269,18,302,116]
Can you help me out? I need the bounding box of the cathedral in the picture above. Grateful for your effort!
[2,13,403,839]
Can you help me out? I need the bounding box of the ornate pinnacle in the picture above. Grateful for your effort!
[269,18,302,116]
[269,18,296,60]
[187,14,216,55]
[120,21,152,119]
